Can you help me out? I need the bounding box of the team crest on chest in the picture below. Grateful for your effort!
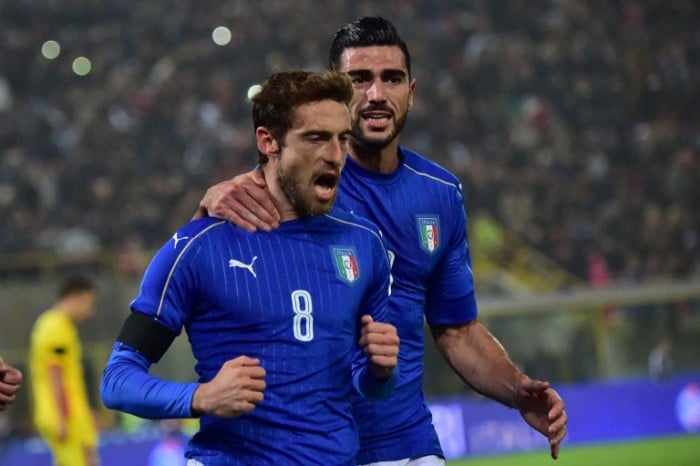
[417,215,441,254]
[331,246,360,284]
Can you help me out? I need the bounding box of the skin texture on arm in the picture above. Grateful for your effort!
[0,357,22,410]
[193,169,280,232]
[84,446,99,466]
[431,320,567,459]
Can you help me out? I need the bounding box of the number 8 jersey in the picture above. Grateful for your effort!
[100,208,393,466]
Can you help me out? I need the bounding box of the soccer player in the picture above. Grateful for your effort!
[0,356,22,411]
[100,70,400,466]
[29,276,99,466]
[196,17,568,466]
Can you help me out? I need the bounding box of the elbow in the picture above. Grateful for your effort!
[99,367,120,410]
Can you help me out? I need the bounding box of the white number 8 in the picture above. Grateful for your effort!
[291,289,313,342]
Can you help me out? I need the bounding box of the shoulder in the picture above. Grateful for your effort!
[31,310,72,344]
[163,217,233,251]
[324,207,385,243]
[179,217,230,239]
[401,147,463,193]
[33,309,64,331]
[144,218,234,276]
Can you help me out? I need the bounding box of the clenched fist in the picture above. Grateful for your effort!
[359,315,399,381]
[191,355,266,418]
[0,356,22,411]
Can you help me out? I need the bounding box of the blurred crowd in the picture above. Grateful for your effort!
[1,0,698,284]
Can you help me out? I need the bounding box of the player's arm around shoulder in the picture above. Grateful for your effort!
[193,168,280,232]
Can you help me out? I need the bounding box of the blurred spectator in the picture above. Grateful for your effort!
[648,339,673,381]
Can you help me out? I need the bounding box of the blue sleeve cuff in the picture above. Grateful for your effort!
[354,364,400,400]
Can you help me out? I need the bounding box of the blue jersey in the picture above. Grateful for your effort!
[101,209,393,465]
[336,147,478,463]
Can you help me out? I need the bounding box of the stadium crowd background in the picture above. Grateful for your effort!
[1,0,698,283]
[0,0,699,451]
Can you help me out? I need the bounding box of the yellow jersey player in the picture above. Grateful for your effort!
[29,276,99,466]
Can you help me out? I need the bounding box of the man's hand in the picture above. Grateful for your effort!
[358,315,399,380]
[515,376,568,459]
[194,169,280,232]
[191,356,266,418]
[84,446,99,466]
[0,357,22,411]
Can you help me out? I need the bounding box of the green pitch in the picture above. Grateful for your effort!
[446,434,699,466]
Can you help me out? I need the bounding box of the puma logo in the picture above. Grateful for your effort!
[229,256,258,278]
[172,232,190,249]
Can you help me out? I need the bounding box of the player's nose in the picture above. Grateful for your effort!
[366,78,386,102]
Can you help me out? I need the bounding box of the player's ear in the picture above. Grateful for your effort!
[256,127,280,159]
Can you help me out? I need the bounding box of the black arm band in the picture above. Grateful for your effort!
[116,312,178,363]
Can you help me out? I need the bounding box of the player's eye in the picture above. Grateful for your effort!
[385,74,404,85]
[350,74,370,85]
[306,133,328,144]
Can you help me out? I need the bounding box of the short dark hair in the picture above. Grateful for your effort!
[252,70,353,165]
[58,276,94,298]
[328,16,411,76]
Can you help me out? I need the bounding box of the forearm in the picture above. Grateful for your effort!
[432,320,523,408]
[100,345,198,419]
[49,365,69,426]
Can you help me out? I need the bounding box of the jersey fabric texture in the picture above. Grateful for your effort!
[29,309,98,466]
[336,147,478,463]
[101,209,393,465]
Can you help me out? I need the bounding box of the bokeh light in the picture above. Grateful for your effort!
[41,40,61,59]
[72,56,92,76]
[247,84,262,101]
[212,26,232,46]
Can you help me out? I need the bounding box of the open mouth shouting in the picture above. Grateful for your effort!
[313,171,340,203]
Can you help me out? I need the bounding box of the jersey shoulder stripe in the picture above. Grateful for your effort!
[400,147,462,193]
[155,219,227,317]
[404,163,460,190]
[324,212,384,245]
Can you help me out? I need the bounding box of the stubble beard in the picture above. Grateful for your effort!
[350,108,409,156]
[277,163,335,218]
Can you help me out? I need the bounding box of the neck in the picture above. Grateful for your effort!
[56,299,78,323]
[348,138,401,174]
[262,165,297,222]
